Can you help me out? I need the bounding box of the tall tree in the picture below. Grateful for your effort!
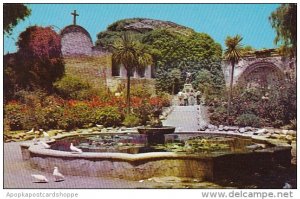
[4,3,31,35]
[224,35,243,124]
[112,32,152,113]
[16,26,64,91]
[269,4,297,57]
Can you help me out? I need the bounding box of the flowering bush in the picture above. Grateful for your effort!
[4,89,172,130]
[209,81,296,128]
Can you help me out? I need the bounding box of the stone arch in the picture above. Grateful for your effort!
[237,61,286,89]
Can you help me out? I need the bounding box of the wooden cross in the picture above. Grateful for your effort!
[71,10,79,25]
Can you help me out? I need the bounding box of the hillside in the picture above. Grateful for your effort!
[107,18,194,35]
[95,18,195,49]
[94,17,223,94]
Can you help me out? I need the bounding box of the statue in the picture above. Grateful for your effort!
[185,72,192,84]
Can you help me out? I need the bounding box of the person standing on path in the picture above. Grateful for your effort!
[196,91,201,105]
[183,91,188,106]
[178,91,183,106]
[189,90,196,106]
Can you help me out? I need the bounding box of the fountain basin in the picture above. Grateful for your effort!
[137,126,176,134]
[20,132,292,182]
[137,126,175,144]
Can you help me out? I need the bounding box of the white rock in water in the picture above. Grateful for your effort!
[285,135,293,141]
[26,128,34,134]
[244,127,252,132]
[287,130,296,137]
[96,124,104,129]
[224,126,229,131]
[199,125,207,131]
[239,128,246,133]
[207,124,214,129]
[256,129,268,134]
[31,174,49,183]
[246,144,263,150]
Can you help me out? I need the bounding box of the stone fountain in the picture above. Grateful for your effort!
[137,107,175,144]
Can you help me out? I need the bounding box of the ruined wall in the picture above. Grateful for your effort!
[222,56,295,87]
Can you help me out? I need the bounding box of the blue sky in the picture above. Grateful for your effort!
[4,3,280,53]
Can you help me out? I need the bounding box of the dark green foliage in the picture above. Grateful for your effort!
[269,4,297,56]
[142,30,224,94]
[4,102,26,130]
[4,3,31,35]
[209,106,228,125]
[54,75,96,100]
[236,114,260,127]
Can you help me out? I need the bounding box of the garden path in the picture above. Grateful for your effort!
[163,105,208,132]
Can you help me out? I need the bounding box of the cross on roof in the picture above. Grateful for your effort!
[71,10,79,25]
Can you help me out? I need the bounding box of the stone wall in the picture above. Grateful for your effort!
[64,55,112,88]
[106,77,156,93]
[61,32,93,56]
[23,141,291,181]
[29,156,213,181]
[222,56,295,87]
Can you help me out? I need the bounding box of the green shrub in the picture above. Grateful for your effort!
[69,102,94,128]
[130,84,152,98]
[40,105,64,130]
[209,106,227,125]
[54,75,96,100]
[4,102,26,130]
[123,114,141,127]
[236,113,260,127]
[92,107,122,127]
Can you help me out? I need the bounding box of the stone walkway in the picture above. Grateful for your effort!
[163,105,208,132]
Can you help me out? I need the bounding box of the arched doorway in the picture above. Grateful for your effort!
[237,61,286,89]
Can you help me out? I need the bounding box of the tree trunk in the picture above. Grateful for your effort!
[126,71,131,114]
[227,61,235,125]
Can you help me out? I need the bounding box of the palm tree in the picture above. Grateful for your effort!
[112,32,152,113]
[224,35,243,124]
